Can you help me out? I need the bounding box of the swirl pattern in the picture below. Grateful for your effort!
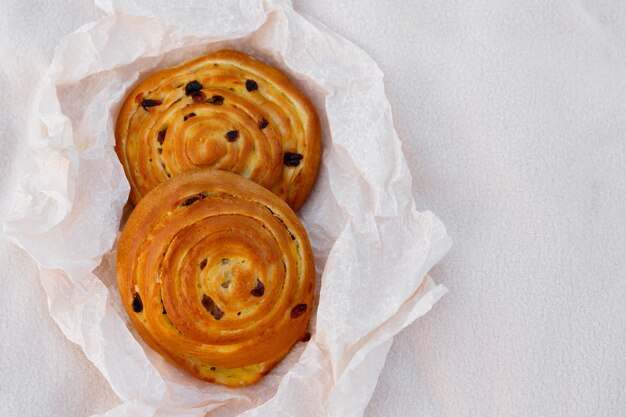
[116,170,315,386]
[115,49,321,211]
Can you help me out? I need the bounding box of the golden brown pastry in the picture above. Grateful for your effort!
[116,169,315,386]
[115,49,321,211]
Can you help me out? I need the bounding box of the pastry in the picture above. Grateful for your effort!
[115,49,321,211]
[116,169,315,386]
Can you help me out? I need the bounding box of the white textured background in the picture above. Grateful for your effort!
[1,1,626,416]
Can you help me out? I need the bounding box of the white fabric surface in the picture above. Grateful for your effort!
[1,1,625,417]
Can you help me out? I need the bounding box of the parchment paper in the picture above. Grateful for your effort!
[3,0,451,415]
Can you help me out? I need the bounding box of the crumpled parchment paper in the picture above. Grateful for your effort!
[3,0,451,416]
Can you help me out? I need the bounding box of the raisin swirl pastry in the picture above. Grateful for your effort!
[117,170,315,386]
[115,49,321,211]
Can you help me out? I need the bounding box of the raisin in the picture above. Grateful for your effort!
[202,295,224,320]
[184,80,203,96]
[206,95,224,105]
[157,129,166,145]
[184,112,196,121]
[225,130,239,142]
[199,259,207,270]
[246,79,258,91]
[141,99,162,110]
[191,91,206,102]
[290,303,307,319]
[258,117,269,129]
[210,366,216,371]
[250,279,265,297]
[301,332,312,342]
[181,196,200,206]
[132,293,143,313]
[283,152,303,167]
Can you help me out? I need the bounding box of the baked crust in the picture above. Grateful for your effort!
[115,49,321,211]
[116,170,315,386]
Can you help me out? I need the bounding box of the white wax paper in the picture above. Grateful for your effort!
[3,0,451,416]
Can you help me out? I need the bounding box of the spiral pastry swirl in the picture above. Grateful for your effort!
[116,170,315,386]
[115,49,321,211]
